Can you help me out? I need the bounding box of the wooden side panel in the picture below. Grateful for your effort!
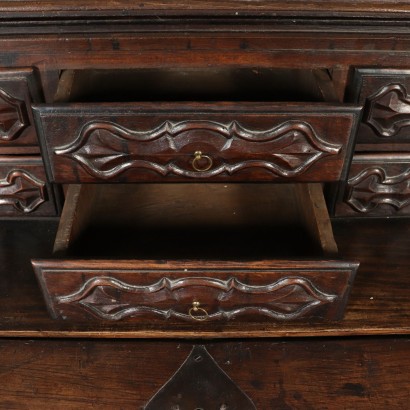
[33,103,359,183]
[296,183,338,256]
[0,68,42,153]
[0,156,57,216]
[334,153,410,217]
[32,259,358,323]
[53,184,96,254]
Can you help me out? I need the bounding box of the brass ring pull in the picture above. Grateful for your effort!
[192,151,213,172]
[188,301,209,321]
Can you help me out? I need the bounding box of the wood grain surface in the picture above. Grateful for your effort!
[0,1,409,18]
[0,337,409,409]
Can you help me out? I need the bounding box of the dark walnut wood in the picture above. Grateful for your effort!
[334,153,410,217]
[0,68,42,153]
[1,218,409,337]
[0,337,409,409]
[145,345,256,409]
[0,3,410,408]
[348,68,410,148]
[0,156,57,216]
[0,0,409,18]
[32,68,359,184]
[33,259,357,323]
[34,103,359,184]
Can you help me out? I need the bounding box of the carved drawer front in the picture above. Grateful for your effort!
[32,183,358,324]
[33,103,359,183]
[334,153,410,217]
[0,156,57,217]
[33,259,357,323]
[348,69,410,148]
[0,68,42,153]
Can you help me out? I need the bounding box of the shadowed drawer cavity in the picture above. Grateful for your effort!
[32,183,358,324]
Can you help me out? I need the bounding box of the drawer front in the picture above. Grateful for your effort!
[348,69,410,147]
[33,103,359,183]
[0,156,57,217]
[0,68,42,152]
[334,153,410,217]
[33,259,358,323]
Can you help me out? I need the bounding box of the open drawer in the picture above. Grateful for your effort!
[32,183,358,323]
[32,68,360,184]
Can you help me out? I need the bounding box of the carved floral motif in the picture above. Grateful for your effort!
[56,275,337,321]
[364,83,410,138]
[0,170,46,213]
[346,166,410,213]
[55,119,341,179]
[0,87,29,141]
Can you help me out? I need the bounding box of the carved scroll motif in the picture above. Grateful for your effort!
[55,120,341,179]
[346,166,410,213]
[56,275,337,321]
[364,83,410,138]
[145,345,256,409]
[0,87,29,141]
[0,170,46,213]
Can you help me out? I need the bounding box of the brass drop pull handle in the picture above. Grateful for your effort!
[192,151,213,172]
[188,301,209,321]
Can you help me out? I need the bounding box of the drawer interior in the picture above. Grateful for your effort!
[54,68,338,103]
[54,182,338,260]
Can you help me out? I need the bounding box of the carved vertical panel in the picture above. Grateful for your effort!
[0,68,42,150]
[364,84,410,138]
[334,154,410,217]
[349,69,410,145]
[0,157,57,216]
[145,345,256,409]
[0,169,46,213]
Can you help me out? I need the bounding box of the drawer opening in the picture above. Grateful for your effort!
[53,182,338,260]
[33,183,359,323]
[54,68,338,103]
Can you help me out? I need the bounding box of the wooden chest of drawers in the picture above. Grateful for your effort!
[28,67,360,324]
[1,1,410,408]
